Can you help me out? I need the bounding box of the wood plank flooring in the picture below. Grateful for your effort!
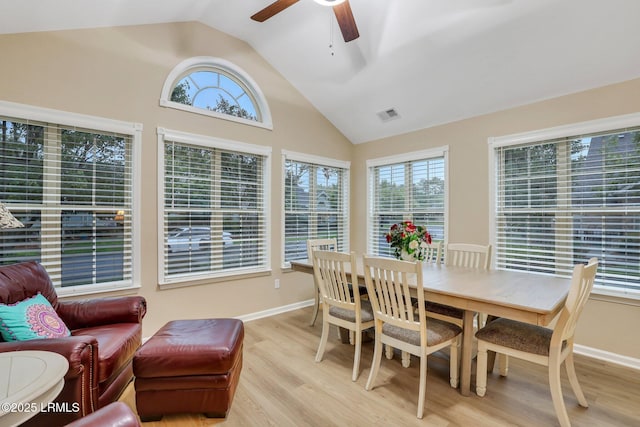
[119,306,640,426]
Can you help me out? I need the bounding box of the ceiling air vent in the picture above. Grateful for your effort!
[377,108,400,122]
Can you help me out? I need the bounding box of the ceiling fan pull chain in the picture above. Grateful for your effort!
[329,9,335,56]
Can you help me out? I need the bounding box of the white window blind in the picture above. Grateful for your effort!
[493,124,640,296]
[367,148,447,257]
[0,105,137,293]
[159,129,270,284]
[282,151,349,267]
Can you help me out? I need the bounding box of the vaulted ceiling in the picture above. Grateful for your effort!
[2,0,640,144]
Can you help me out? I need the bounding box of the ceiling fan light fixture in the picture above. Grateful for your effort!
[313,0,346,6]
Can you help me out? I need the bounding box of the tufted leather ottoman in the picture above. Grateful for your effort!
[133,318,244,421]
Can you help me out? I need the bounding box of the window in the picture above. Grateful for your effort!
[490,113,640,298]
[367,147,448,257]
[0,101,140,295]
[158,128,271,285]
[160,57,272,130]
[282,151,349,267]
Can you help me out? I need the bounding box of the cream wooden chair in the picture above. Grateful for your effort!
[306,238,338,326]
[390,240,442,367]
[363,255,461,419]
[475,258,598,427]
[444,243,492,269]
[423,240,442,264]
[426,243,492,328]
[313,250,374,381]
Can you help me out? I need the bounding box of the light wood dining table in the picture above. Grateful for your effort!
[290,257,571,397]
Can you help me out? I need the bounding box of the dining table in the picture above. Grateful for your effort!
[290,257,572,397]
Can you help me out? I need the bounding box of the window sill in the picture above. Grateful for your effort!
[57,283,142,299]
[159,269,272,290]
[591,286,640,306]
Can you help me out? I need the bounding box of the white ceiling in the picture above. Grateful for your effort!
[2,0,640,144]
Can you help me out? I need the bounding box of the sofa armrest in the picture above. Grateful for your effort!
[57,296,147,330]
[1,335,100,420]
[0,335,98,380]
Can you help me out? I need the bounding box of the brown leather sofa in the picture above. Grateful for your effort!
[0,261,146,426]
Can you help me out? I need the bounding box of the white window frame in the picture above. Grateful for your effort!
[157,127,272,287]
[489,112,640,300]
[159,56,273,130]
[281,150,350,269]
[0,100,142,296]
[366,146,449,257]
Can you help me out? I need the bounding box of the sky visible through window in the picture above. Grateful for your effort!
[172,70,258,121]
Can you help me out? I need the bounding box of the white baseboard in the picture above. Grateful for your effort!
[236,299,315,323]
[574,344,640,371]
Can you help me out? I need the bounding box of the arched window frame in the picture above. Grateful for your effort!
[160,57,273,130]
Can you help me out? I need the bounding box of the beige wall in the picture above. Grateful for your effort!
[352,78,640,360]
[1,22,638,361]
[0,22,353,336]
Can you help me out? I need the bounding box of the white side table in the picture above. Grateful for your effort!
[0,350,69,427]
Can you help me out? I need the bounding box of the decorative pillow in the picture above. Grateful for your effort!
[0,293,71,341]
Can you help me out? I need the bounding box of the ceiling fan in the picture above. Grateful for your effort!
[251,0,360,43]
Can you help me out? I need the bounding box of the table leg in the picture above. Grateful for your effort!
[459,310,474,396]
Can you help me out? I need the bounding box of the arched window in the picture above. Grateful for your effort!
[160,57,272,130]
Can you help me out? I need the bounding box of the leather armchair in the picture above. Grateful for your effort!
[0,261,146,427]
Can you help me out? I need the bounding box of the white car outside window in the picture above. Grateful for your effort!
[168,227,233,253]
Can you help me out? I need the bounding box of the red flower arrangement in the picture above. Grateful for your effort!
[385,220,432,261]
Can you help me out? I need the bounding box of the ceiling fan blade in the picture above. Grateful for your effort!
[333,1,359,42]
[251,0,300,22]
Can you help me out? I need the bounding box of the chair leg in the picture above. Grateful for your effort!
[476,343,488,397]
[549,358,571,427]
[365,328,383,391]
[315,316,330,362]
[417,354,427,419]
[352,328,363,381]
[565,352,588,407]
[309,284,320,326]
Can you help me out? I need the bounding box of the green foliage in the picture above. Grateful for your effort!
[209,95,257,121]
[170,80,191,104]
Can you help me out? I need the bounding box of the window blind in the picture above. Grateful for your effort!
[161,137,269,282]
[0,115,134,290]
[283,153,349,265]
[494,127,640,293]
[368,152,446,257]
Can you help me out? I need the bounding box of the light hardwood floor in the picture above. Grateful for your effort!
[119,306,639,426]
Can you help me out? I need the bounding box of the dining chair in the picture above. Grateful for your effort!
[475,257,598,427]
[363,255,462,419]
[426,243,492,328]
[306,238,338,326]
[392,240,443,368]
[312,250,374,381]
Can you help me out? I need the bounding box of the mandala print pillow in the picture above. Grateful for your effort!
[0,293,71,341]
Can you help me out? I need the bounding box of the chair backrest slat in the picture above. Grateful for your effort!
[445,243,492,270]
[306,238,338,259]
[557,257,598,343]
[424,241,442,264]
[364,256,423,332]
[313,250,359,310]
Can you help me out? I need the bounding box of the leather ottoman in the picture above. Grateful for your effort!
[133,318,244,421]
